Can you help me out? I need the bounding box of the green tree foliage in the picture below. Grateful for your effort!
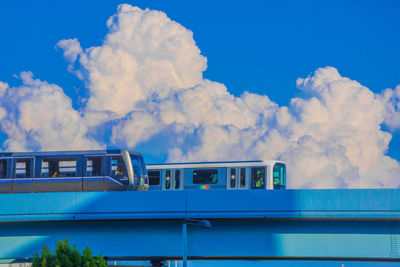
[32,239,107,267]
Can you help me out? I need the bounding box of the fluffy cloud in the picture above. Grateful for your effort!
[0,72,101,151]
[202,68,397,188]
[165,67,400,188]
[379,85,400,131]
[59,4,206,120]
[290,68,390,176]
[1,4,399,189]
[56,38,84,78]
[55,5,400,188]
[0,82,8,121]
[56,38,82,64]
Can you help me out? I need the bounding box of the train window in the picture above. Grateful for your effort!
[111,156,127,177]
[175,169,180,189]
[165,170,171,189]
[273,163,286,189]
[41,158,77,178]
[193,169,218,184]
[251,167,265,189]
[230,168,236,188]
[240,168,246,188]
[0,159,7,178]
[87,157,102,176]
[148,170,160,185]
[14,158,32,178]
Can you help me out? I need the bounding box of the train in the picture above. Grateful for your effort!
[0,149,286,193]
[147,160,286,191]
[0,149,148,193]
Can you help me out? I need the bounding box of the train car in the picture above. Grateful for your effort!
[0,149,148,193]
[146,160,286,191]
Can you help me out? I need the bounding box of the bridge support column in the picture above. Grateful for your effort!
[182,222,187,267]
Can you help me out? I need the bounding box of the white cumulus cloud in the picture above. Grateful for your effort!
[1,4,399,189]
[0,72,101,151]
[60,4,206,120]
[168,67,400,188]
[58,5,400,188]
[56,38,82,63]
[379,85,400,131]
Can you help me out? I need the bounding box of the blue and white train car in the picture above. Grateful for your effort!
[0,149,148,193]
[146,160,286,191]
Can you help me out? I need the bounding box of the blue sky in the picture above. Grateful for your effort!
[1,0,399,99]
[1,1,400,265]
[0,0,400,188]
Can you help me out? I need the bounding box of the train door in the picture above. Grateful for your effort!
[0,158,12,193]
[173,169,183,190]
[162,169,172,190]
[227,167,249,190]
[162,169,183,190]
[227,168,237,190]
[13,157,34,193]
[238,167,249,190]
[83,156,105,191]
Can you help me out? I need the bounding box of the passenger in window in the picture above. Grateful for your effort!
[115,166,126,175]
[255,176,264,188]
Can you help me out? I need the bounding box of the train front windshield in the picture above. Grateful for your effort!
[130,153,148,190]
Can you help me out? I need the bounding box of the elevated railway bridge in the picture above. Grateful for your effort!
[0,189,399,264]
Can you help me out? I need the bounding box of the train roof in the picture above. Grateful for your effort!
[147,160,285,169]
[0,149,142,157]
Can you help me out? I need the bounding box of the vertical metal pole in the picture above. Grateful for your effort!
[182,221,187,267]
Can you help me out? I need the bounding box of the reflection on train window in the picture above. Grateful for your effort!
[87,157,102,176]
[230,168,236,188]
[15,159,31,178]
[42,158,77,178]
[148,170,160,185]
[240,168,246,188]
[175,169,180,189]
[251,167,265,189]
[0,159,7,178]
[193,169,218,184]
[165,170,171,189]
[111,156,127,178]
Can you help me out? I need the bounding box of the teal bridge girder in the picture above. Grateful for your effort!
[0,189,399,262]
